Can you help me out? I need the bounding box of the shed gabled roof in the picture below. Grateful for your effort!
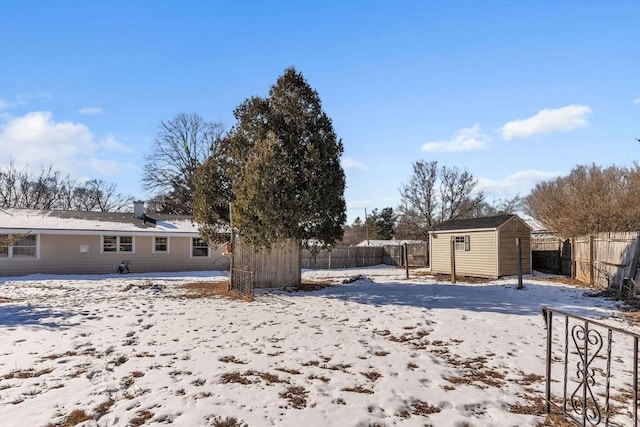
[432,215,516,232]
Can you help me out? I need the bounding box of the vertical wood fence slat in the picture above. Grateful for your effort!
[533,232,640,291]
[301,243,429,270]
[232,237,302,289]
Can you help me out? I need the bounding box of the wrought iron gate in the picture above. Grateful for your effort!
[542,307,639,426]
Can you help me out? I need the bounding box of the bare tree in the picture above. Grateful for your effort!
[439,166,485,222]
[0,160,132,212]
[474,195,524,217]
[396,161,484,240]
[525,163,640,237]
[71,179,133,212]
[0,161,74,209]
[143,113,225,215]
[396,161,438,240]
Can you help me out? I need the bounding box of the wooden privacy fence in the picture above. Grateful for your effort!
[531,237,572,276]
[532,232,640,294]
[302,243,428,269]
[231,237,301,289]
[572,232,640,293]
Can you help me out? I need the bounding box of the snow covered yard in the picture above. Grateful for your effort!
[0,266,636,427]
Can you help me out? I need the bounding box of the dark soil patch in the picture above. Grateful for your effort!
[434,274,493,284]
[295,280,334,291]
[533,276,597,288]
[180,281,252,301]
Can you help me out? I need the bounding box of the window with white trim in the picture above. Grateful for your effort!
[0,234,8,258]
[454,235,470,251]
[192,237,209,257]
[154,237,168,253]
[0,234,38,259]
[103,236,133,253]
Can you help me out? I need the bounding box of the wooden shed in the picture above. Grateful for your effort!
[429,215,532,278]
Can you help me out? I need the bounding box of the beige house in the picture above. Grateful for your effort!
[0,205,229,277]
[429,215,532,278]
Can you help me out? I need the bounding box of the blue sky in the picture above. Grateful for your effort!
[1,0,638,222]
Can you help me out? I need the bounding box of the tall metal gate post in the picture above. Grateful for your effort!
[545,307,553,414]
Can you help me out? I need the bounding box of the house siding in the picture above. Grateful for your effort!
[0,233,229,276]
[430,230,497,278]
[497,218,532,276]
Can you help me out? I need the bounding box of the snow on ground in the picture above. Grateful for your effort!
[0,266,636,427]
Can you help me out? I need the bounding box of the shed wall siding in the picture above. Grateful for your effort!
[0,234,229,276]
[430,230,497,277]
[497,220,532,276]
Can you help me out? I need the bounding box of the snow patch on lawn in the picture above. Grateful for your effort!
[0,266,635,426]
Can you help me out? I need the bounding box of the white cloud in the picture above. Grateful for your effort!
[0,99,14,110]
[347,200,370,209]
[78,106,104,115]
[88,158,137,176]
[421,124,490,152]
[0,111,130,180]
[342,157,367,170]
[477,169,560,197]
[0,92,51,112]
[499,104,591,140]
[633,98,640,105]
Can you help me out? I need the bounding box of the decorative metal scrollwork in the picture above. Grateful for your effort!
[570,324,603,425]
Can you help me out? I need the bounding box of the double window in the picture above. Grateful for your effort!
[0,234,38,259]
[102,236,133,253]
[192,237,209,257]
[454,235,470,251]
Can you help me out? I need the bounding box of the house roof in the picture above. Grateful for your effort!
[0,208,201,236]
[356,239,424,246]
[432,215,518,232]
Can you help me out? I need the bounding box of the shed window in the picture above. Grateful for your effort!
[454,236,470,251]
[0,234,38,259]
[103,236,133,253]
[192,238,209,257]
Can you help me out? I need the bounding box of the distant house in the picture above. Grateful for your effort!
[356,239,424,247]
[429,215,532,278]
[0,202,229,276]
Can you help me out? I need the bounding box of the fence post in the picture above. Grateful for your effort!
[589,235,595,287]
[404,243,409,279]
[450,237,456,284]
[517,237,523,289]
[571,238,576,279]
[558,238,563,274]
[544,308,553,414]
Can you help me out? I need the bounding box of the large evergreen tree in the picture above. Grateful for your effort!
[193,67,346,248]
[366,207,397,240]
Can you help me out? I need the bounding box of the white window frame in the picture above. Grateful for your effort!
[153,236,170,253]
[101,235,135,253]
[454,235,470,251]
[0,234,39,260]
[191,237,210,258]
